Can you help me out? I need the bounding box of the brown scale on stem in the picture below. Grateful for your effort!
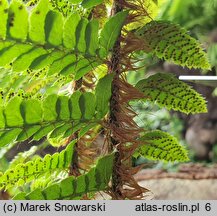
[107,75,149,199]
[109,76,144,145]
[119,0,153,23]
[107,0,153,199]
[69,78,83,177]
[69,0,153,198]
[110,0,154,72]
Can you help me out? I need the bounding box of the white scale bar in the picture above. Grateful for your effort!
[179,76,217,81]
[179,76,217,87]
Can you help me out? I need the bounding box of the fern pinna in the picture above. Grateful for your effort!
[0,0,211,200]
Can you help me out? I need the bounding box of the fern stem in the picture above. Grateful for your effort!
[108,0,124,199]
[69,78,83,177]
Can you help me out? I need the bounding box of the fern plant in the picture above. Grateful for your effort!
[0,0,210,200]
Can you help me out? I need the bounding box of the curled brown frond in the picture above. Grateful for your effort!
[68,128,101,176]
[76,135,98,170]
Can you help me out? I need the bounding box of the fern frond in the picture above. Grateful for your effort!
[12,153,114,200]
[0,88,109,146]
[0,91,102,146]
[135,20,211,69]
[135,73,207,114]
[0,142,74,190]
[135,130,189,162]
[0,1,130,79]
[0,0,102,78]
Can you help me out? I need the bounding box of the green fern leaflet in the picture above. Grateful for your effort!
[135,73,207,114]
[135,130,189,162]
[135,21,211,69]
[13,153,114,200]
[0,0,128,79]
[0,142,74,190]
[0,0,101,79]
[0,92,98,146]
